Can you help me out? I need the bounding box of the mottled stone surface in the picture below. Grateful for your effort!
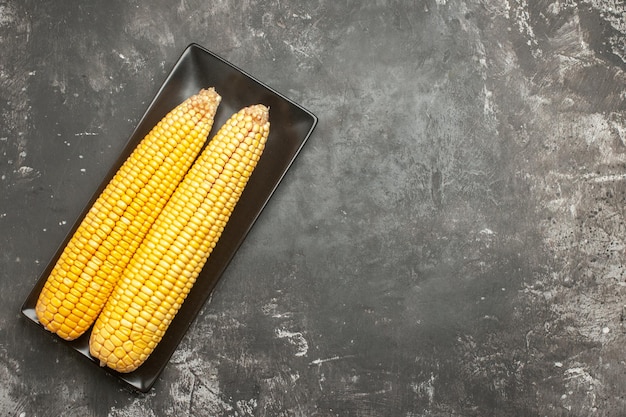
[1,0,625,415]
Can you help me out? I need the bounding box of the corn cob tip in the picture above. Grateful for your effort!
[245,104,270,124]
[199,87,219,98]
[190,87,221,112]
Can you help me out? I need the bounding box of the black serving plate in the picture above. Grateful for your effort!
[21,43,317,392]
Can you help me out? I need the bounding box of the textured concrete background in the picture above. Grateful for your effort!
[1,0,626,416]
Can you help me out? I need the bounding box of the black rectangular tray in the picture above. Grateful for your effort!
[21,43,317,392]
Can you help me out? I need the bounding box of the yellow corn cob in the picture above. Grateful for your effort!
[35,88,222,340]
[89,104,270,372]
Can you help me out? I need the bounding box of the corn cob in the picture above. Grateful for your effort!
[35,88,222,340]
[89,104,270,372]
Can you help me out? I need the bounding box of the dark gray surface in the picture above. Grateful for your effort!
[1,1,625,415]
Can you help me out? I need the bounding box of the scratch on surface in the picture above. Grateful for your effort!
[275,329,308,357]
[261,299,294,319]
[412,373,436,405]
[510,0,540,52]
[564,366,595,383]
[309,355,356,366]
[587,173,626,183]
[352,381,394,397]
[283,40,311,58]
[16,166,34,176]
[547,170,626,184]
[0,359,22,416]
